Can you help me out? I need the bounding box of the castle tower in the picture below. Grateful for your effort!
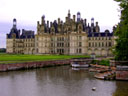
[95,22,100,33]
[77,12,81,22]
[84,19,87,26]
[47,20,49,33]
[58,18,61,25]
[91,17,94,27]
[68,10,71,19]
[41,15,45,25]
[73,15,76,22]
[13,18,17,29]
[91,18,95,32]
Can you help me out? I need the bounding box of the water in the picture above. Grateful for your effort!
[0,66,128,96]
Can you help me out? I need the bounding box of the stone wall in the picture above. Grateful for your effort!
[116,71,128,80]
[110,60,128,80]
[0,59,71,72]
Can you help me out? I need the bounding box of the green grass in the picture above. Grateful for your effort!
[0,53,90,64]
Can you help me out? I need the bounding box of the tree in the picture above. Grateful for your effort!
[114,0,128,61]
[0,48,6,53]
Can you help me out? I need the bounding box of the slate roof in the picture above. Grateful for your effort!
[88,32,113,37]
[7,27,35,39]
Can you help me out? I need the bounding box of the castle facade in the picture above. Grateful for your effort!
[6,11,115,56]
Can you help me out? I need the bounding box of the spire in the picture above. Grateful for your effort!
[68,10,70,14]
[68,10,71,19]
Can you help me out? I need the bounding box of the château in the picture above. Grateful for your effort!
[6,11,115,56]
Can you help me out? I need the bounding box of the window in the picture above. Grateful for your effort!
[99,42,100,47]
[106,42,107,47]
[79,42,82,47]
[102,42,104,47]
[89,42,91,47]
[92,42,94,47]
[109,42,111,47]
[95,42,97,47]
[79,49,82,53]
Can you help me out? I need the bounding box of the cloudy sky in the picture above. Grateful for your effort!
[0,0,120,48]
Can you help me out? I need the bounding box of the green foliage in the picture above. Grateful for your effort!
[114,0,128,61]
[0,48,6,53]
[91,59,110,66]
[99,60,110,66]
[91,60,98,64]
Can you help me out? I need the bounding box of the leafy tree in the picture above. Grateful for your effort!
[114,0,128,61]
[0,48,6,53]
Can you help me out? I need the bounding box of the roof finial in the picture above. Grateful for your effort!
[68,9,70,14]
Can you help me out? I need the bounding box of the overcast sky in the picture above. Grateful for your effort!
[0,0,120,48]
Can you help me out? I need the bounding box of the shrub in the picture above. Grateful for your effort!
[99,60,110,66]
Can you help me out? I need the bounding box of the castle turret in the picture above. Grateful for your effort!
[68,10,71,19]
[91,18,95,32]
[91,18,94,27]
[58,18,61,25]
[77,12,81,22]
[73,15,76,22]
[41,15,45,25]
[7,18,20,39]
[84,19,87,26]
[13,18,17,29]
[47,21,49,28]
[95,22,100,33]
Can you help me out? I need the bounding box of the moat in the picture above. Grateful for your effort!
[0,66,127,96]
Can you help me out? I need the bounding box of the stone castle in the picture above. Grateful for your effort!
[6,11,115,56]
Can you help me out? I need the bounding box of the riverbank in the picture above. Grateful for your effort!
[90,64,116,80]
[0,59,71,72]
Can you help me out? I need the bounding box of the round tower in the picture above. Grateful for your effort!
[77,12,81,22]
[91,17,94,27]
[13,18,17,28]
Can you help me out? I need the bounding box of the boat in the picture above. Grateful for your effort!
[71,58,90,68]
[71,63,89,68]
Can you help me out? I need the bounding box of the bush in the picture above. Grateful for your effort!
[91,60,98,64]
[99,60,110,66]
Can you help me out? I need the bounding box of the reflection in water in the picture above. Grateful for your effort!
[0,66,127,96]
[113,81,128,96]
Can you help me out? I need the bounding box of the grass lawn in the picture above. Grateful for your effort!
[0,53,90,64]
